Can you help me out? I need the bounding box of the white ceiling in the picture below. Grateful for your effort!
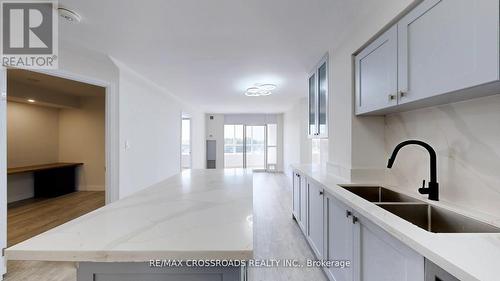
[58,0,376,113]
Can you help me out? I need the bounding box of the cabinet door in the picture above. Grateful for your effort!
[308,73,317,137]
[355,25,398,115]
[317,60,328,137]
[307,181,324,258]
[292,172,300,219]
[325,196,354,281]
[398,0,499,104]
[299,175,307,231]
[356,214,424,281]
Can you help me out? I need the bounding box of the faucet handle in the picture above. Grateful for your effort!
[419,180,430,195]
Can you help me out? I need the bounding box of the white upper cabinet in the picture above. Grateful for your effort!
[398,0,499,104]
[308,54,329,138]
[355,0,500,115]
[355,26,398,115]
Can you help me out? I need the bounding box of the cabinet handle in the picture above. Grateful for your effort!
[388,94,396,101]
[346,210,352,218]
[399,91,407,98]
[319,191,324,196]
[352,216,359,224]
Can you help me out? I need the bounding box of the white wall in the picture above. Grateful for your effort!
[326,0,414,181]
[114,59,205,198]
[7,102,60,202]
[59,96,106,191]
[115,60,180,198]
[283,97,311,175]
[7,102,60,167]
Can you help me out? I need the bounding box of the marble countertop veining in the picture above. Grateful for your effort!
[291,163,500,281]
[6,169,254,262]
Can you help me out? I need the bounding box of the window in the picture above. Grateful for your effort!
[224,123,277,170]
[267,124,277,171]
[181,119,190,155]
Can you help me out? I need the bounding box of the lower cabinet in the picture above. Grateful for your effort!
[292,172,300,219]
[357,214,424,281]
[292,171,425,281]
[293,171,308,232]
[325,194,356,281]
[307,180,324,258]
[299,174,307,231]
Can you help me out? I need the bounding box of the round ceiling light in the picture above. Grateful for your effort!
[58,7,82,23]
[259,84,277,91]
[244,84,276,97]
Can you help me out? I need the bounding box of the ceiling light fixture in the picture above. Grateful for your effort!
[258,84,277,91]
[245,83,276,97]
[27,99,36,103]
[58,7,82,23]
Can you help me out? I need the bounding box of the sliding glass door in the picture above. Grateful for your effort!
[224,125,244,168]
[245,126,266,169]
[224,124,274,170]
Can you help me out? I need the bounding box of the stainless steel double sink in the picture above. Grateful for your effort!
[340,185,500,233]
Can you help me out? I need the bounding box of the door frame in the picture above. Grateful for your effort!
[5,68,119,204]
[0,67,7,279]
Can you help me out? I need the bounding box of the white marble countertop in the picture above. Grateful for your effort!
[291,164,500,281]
[6,169,254,262]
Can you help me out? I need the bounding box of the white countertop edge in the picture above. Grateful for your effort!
[291,163,500,281]
[6,250,254,263]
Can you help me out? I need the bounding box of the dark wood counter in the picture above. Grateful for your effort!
[8,163,83,175]
[8,163,83,198]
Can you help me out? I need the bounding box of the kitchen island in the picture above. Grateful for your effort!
[6,169,254,281]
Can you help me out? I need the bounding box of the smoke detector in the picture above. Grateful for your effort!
[58,7,82,23]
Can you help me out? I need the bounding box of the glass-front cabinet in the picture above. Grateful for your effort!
[308,74,317,136]
[308,54,329,138]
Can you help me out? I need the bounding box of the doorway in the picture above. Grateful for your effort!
[181,116,192,169]
[223,124,277,171]
[5,69,107,248]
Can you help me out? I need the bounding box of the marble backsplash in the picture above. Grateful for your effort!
[384,94,500,219]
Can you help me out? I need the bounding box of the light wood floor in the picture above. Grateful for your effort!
[5,174,327,281]
[248,173,328,281]
[6,191,105,281]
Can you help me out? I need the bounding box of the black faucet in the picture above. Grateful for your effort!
[387,140,439,201]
